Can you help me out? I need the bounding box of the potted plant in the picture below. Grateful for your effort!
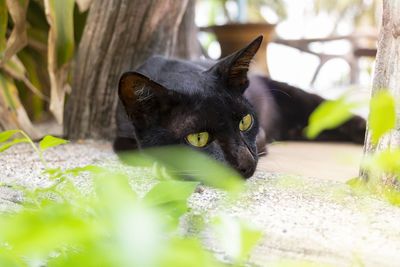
[200,0,286,75]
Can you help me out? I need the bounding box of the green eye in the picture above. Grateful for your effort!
[186,132,209,147]
[239,114,253,131]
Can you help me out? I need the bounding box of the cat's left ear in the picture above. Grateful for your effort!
[118,71,178,127]
[208,35,263,94]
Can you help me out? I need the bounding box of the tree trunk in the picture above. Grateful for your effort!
[173,0,202,60]
[361,0,400,181]
[64,0,189,139]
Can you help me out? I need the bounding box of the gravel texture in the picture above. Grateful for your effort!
[1,141,400,266]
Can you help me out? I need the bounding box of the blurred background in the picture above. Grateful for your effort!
[0,0,380,137]
[197,0,379,99]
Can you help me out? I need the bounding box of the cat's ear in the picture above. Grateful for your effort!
[208,35,263,94]
[118,72,177,127]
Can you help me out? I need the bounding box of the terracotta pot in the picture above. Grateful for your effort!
[204,23,276,75]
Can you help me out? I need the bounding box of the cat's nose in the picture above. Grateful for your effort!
[239,165,255,178]
[237,146,256,178]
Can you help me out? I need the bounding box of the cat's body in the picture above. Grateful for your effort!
[114,36,365,178]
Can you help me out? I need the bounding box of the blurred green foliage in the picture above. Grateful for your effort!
[306,90,397,148]
[307,90,400,205]
[305,96,364,139]
[0,130,261,266]
[368,91,396,144]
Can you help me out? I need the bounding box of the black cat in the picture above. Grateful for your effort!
[114,35,365,178]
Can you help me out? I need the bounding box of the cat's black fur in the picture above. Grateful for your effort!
[114,36,365,178]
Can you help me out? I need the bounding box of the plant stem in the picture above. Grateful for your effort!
[19,131,48,169]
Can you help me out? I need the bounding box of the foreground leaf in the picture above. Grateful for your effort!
[0,137,28,152]
[361,149,400,179]
[305,97,360,139]
[143,180,199,221]
[368,91,396,144]
[213,215,262,263]
[65,165,106,176]
[39,135,68,151]
[120,146,244,192]
[0,203,101,260]
[240,224,263,260]
[93,173,165,267]
[0,246,20,267]
[143,180,199,206]
[162,237,226,267]
[94,172,138,207]
[0,130,21,143]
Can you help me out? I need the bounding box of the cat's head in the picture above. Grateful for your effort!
[118,36,263,178]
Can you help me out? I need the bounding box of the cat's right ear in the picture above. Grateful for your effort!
[118,72,177,127]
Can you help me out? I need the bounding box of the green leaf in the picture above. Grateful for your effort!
[0,202,101,260]
[41,167,62,176]
[0,0,7,52]
[213,215,262,262]
[240,224,262,260]
[0,130,21,143]
[143,180,199,223]
[383,188,400,206]
[143,180,199,206]
[362,149,400,178]
[368,91,396,144]
[120,146,244,192]
[39,135,68,151]
[94,172,138,207]
[0,246,20,267]
[346,177,365,188]
[66,165,107,176]
[0,137,28,152]
[305,97,360,139]
[47,0,75,67]
[161,237,225,267]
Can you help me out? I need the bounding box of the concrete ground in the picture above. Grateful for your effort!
[258,141,363,182]
[1,140,400,266]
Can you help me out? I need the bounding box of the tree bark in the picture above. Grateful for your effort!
[64,0,189,139]
[173,0,202,60]
[361,0,400,181]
